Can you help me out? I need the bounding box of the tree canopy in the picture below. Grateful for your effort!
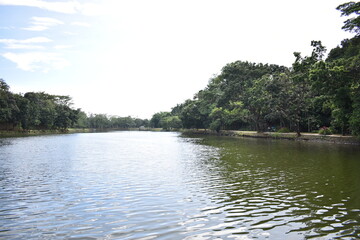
[2,2,360,136]
[337,1,360,35]
[0,81,80,131]
[0,79,149,131]
[150,2,360,136]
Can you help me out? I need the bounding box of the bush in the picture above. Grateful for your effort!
[319,126,332,135]
[209,119,221,133]
[350,101,360,136]
[277,127,290,133]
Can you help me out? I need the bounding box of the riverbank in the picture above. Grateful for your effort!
[0,128,162,138]
[2,128,359,145]
[182,129,360,145]
[0,128,96,138]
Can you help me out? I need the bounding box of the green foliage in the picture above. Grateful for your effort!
[150,111,182,130]
[74,111,88,128]
[349,86,360,135]
[160,116,182,130]
[209,107,225,132]
[217,61,286,107]
[327,37,360,61]
[150,112,171,128]
[2,2,360,137]
[209,119,222,132]
[86,114,148,129]
[167,5,360,137]
[0,82,79,131]
[0,79,150,131]
[179,100,205,129]
[277,127,290,133]
[319,126,333,135]
[223,101,249,129]
[0,80,13,123]
[337,1,360,35]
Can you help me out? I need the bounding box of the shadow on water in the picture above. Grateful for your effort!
[181,135,360,239]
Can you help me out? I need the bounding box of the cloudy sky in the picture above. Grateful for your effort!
[0,0,354,119]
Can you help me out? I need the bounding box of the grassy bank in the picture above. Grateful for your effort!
[3,128,358,145]
[0,128,165,138]
[0,128,95,138]
[182,129,360,145]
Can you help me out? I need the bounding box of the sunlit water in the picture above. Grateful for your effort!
[0,131,359,239]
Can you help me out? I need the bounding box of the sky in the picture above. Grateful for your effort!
[0,0,354,119]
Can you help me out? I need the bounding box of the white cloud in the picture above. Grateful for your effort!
[1,44,44,49]
[0,0,104,15]
[71,22,91,27]
[63,31,78,36]
[33,16,63,25]
[0,0,77,14]
[0,37,52,49]
[23,25,48,31]
[76,2,105,16]
[23,16,63,31]
[2,52,69,72]
[0,37,52,44]
[54,45,72,49]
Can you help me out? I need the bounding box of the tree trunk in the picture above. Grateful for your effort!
[296,121,301,137]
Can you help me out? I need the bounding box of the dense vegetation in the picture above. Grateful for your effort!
[0,81,79,131]
[79,113,149,129]
[0,80,149,131]
[1,2,359,136]
[151,1,360,136]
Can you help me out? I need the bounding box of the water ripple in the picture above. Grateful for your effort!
[0,132,359,239]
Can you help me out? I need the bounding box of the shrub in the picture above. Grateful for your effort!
[210,119,221,133]
[277,127,290,133]
[319,126,332,135]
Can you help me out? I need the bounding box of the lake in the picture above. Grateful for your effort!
[0,131,359,239]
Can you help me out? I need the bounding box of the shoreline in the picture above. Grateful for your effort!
[181,129,360,145]
[0,128,95,138]
[2,128,360,145]
[0,128,161,138]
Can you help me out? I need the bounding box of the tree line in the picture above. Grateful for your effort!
[150,2,360,136]
[77,113,149,129]
[0,80,149,131]
[0,82,80,131]
[2,2,359,136]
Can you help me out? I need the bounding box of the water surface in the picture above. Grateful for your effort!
[0,131,359,239]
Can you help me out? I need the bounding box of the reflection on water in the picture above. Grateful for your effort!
[0,132,359,239]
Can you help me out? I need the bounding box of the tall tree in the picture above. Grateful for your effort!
[290,41,326,136]
[0,79,19,129]
[337,1,360,35]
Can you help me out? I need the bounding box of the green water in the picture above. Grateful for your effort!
[0,131,359,239]
[191,135,360,238]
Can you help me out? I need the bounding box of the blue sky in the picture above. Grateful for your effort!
[0,0,354,119]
